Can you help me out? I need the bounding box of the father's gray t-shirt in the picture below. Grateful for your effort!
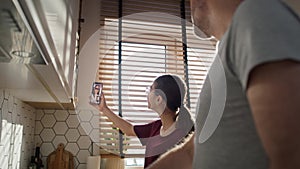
[193,0,300,168]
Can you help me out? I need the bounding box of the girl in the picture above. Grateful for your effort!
[94,74,194,168]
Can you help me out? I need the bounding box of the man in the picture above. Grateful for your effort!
[148,0,300,168]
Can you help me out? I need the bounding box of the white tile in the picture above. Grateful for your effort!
[77,124,85,136]
[0,89,4,105]
[34,121,43,135]
[35,110,45,121]
[16,104,22,118]
[77,136,91,149]
[91,143,100,156]
[13,132,22,151]
[14,99,22,108]
[11,150,21,169]
[66,115,79,128]
[77,149,90,163]
[65,129,80,142]
[21,159,28,169]
[31,126,35,137]
[22,117,28,130]
[4,90,10,99]
[24,124,31,135]
[77,164,87,169]
[40,129,55,142]
[53,122,68,135]
[44,109,55,114]
[54,110,69,121]
[3,135,10,155]
[78,110,93,122]
[21,137,26,152]
[7,112,12,124]
[0,145,4,161]
[5,121,12,140]
[90,129,100,143]
[73,155,80,168]
[65,142,79,156]
[18,109,24,126]
[23,104,34,112]
[2,100,8,121]
[1,120,8,144]
[7,94,14,113]
[92,110,100,116]
[41,114,56,128]
[34,135,42,146]
[78,122,93,136]
[69,110,76,115]
[20,115,27,127]
[15,123,22,136]
[90,115,100,129]
[11,105,18,124]
[1,155,9,169]
[29,111,36,122]
[88,144,92,154]
[52,136,67,148]
[40,142,55,157]
[15,114,21,125]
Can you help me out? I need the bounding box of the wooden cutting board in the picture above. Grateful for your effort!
[47,143,74,169]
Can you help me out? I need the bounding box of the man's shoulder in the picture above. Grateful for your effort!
[233,0,295,25]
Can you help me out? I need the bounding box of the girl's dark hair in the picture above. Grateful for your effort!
[154,74,194,133]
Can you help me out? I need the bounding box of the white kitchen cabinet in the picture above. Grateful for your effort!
[0,0,80,109]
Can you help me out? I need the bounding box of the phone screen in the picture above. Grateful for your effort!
[90,82,103,104]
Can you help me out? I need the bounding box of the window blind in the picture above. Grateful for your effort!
[98,0,216,158]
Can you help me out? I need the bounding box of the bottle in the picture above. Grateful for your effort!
[34,146,43,169]
[28,156,37,169]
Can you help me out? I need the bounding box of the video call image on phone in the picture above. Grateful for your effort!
[90,82,103,104]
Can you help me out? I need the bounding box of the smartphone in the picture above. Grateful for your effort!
[90,82,103,104]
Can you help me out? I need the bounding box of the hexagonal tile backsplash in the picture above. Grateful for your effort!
[0,89,101,169]
[35,109,99,169]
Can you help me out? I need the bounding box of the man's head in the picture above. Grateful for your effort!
[190,0,243,40]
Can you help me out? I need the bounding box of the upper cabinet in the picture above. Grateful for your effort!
[0,0,80,109]
[18,0,80,97]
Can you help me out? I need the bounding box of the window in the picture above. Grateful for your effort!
[98,0,216,164]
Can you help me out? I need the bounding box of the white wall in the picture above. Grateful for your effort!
[76,0,101,110]
[80,0,100,48]
[0,89,36,169]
